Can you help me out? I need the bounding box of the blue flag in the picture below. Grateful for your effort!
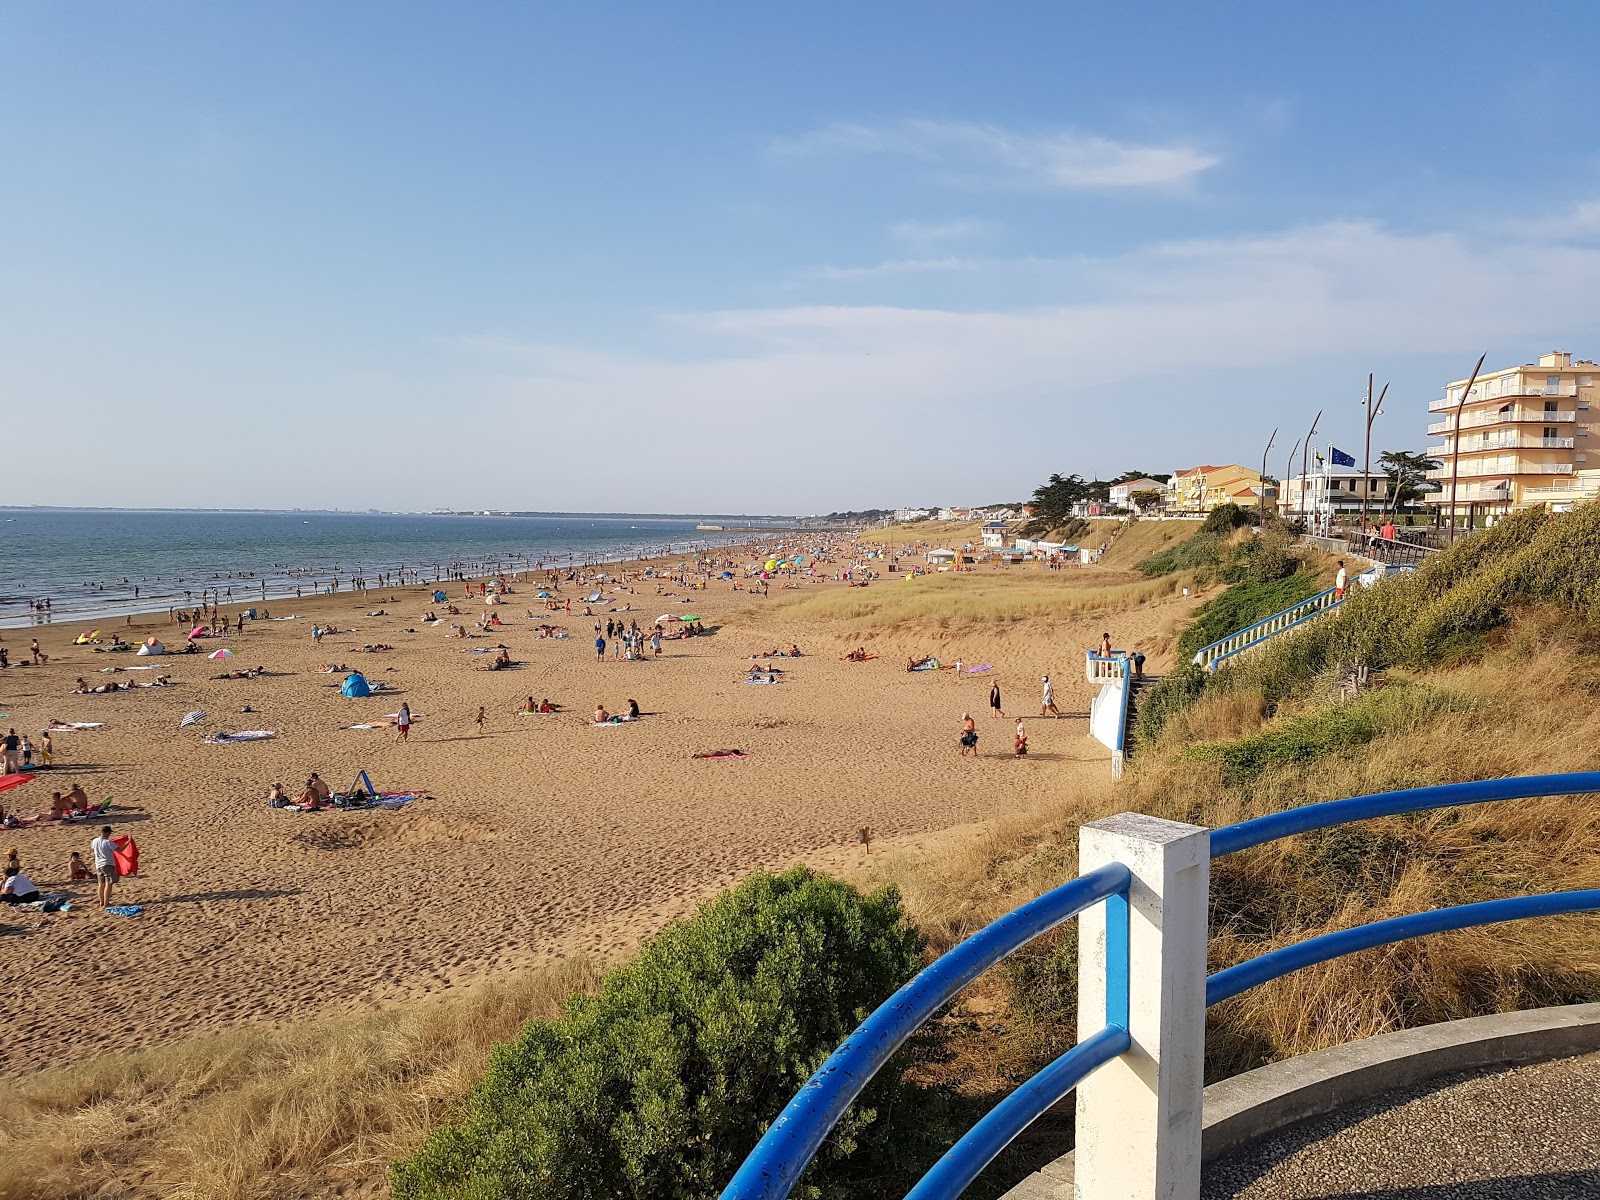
[1330,446,1357,467]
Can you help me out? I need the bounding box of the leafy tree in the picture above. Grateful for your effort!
[1113,469,1171,485]
[1129,489,1164,512]
[1377,449,1441,515]
[1019,472,1092,535]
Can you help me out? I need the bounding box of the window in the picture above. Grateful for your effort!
[1545,427,1560,439]
[1545,401,1559,413]
[1548,375,1562,393]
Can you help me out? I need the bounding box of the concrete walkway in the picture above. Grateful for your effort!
[1201,1050,1600,1199]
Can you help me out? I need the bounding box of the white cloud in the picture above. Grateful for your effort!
[889,217,994,248]
[771,118,1220,190]
[805,256,991,282]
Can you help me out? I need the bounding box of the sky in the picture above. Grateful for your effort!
[5,1,1600,514]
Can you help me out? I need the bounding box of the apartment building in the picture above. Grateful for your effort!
[1426,351,1599,515]
[1164,464,1273,514]
[1280,468,1394,516]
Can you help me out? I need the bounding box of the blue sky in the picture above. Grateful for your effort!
[5,2,1600,512]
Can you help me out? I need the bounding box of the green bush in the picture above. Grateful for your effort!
[1131,661,1210,748]
[392,867,944,1200]
[1176,575,1322,662]
[1138,529,1225,577]
[1181,684,1475,786]
[1203,503,1258,535]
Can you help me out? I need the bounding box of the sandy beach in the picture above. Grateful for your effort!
[0,533,1199,1073]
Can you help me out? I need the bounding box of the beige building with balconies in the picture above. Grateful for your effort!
[1426,351,1600,516]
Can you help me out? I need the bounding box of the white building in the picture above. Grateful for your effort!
[1279,468,1394,518]
[981,520,1010,548]
[1108,478,1167,512]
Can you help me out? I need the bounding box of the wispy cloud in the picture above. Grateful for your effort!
[771,118,1220,190]
[889,217,994,249]
[806,256,992,282]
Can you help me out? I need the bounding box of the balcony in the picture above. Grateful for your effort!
[1426,408,1578,435]
[1427,436,1576,455]
[1426,462,1576,481]
[1523,481,1600,498]
[1428,384,1580,412]
[1424,482,1513,503]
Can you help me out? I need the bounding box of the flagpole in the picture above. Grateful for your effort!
[1360,376,1387,533]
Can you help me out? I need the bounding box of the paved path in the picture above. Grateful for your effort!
[1202,1050,1600,1199]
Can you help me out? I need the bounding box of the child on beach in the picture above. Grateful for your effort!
[39,731,54,767]
[68,850,91,880]
[476,706,488,735]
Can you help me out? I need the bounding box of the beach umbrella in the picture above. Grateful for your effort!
[0,773,36,794]
[679,614,700,622]
[656,614,680,624]
[189,625,209,638]
[209,648,234,660]
[179,710,207,728]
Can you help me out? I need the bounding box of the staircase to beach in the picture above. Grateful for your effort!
[1189,586,1345,674]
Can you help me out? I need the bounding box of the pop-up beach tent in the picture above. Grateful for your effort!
[341,672,372,698]
[136,638,165,656]
[433,590,448,603]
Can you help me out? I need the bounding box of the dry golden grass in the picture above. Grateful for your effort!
[858,520,984,547]
[0,959,601,1200]
[770,571,1188,646]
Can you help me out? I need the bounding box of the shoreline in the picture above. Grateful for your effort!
[0,529,787,631]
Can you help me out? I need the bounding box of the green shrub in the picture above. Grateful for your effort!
[1131,662,1210,747]
[1138,529,1224,577]
[1203,503,1258,535]
[1181,684,1475,786]
[1176,575,1322,662]
[392,867,944,1200]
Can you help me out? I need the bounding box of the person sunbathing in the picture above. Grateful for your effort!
[296,782,322,811]
[906,655,933,672]
[538,698,555,713]
[789,644,802,657]
[48,791,72,819]
[268,782,291,807]
[594,704,610,723]
[64,785,89,812]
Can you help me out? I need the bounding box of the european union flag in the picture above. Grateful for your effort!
[1330,446,1357,467]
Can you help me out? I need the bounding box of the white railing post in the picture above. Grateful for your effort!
[1076,813,1211,1200]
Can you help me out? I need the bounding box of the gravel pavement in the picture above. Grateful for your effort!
[1202,1050,1600,1199]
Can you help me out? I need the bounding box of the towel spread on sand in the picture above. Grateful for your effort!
[204,730,275,744]
[47,722,104,731]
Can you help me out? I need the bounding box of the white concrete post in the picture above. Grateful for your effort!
[1076,812,1210,1200]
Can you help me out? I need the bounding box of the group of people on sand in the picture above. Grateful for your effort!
[959,712,1030,758]
[594,699,642,724]
[73,674,172,693]
[1,824,123,911]
[520,696,560,714]
[3,728,52,773]
[749,644,802,658]
[268,772,334,811]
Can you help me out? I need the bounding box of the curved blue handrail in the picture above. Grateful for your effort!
[1210,772,1600,857]
[902,1025,1131,1200]
[718,862,1131,1200]
[1208,889,1600,1005]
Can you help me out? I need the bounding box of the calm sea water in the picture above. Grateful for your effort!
[0,510,771,627]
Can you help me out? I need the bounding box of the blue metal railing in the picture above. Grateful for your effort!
[719,863,1131,1200]
[1208,890,1600,1005]
[1190,586,1342,673]
[722,772,1600,1200]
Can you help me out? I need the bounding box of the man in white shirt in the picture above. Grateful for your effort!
[1041,675,1061,718]
[1335,560,1348,600]
[90,825,119,909]
[1,867,40,905]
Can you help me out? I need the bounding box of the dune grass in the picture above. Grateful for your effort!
[0,961,600,1200]
[770,571,1187,643]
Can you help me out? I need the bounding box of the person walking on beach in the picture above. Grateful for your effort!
[396,703,412,743]
[475,705,487,736]
[989,682,1004,718]
[90,825,119,910]
[1041,676,1060,718]
[39,730,54,768]
[595,634,606,660]
[959,712,978,757]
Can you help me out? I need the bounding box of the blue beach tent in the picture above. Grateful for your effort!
[341,672,372,698]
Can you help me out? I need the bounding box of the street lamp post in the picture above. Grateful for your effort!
[1261,428,1278,516]
[1360,375,1388,532]
[1298,410,1323,529]
[1446,354,1487,544]
[1284,437,1302,519]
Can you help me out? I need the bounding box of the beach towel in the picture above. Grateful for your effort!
[692,750,746,760]
[112,835,139,877]
[965,665,995,674]
[204,730,276,744]
[745,677,780,684]
[592,716,638,726]
[106,905,143,917]
[47,722,104,731]
[910,661,941,672]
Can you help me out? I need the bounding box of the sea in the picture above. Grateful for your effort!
[0,509,785,628]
